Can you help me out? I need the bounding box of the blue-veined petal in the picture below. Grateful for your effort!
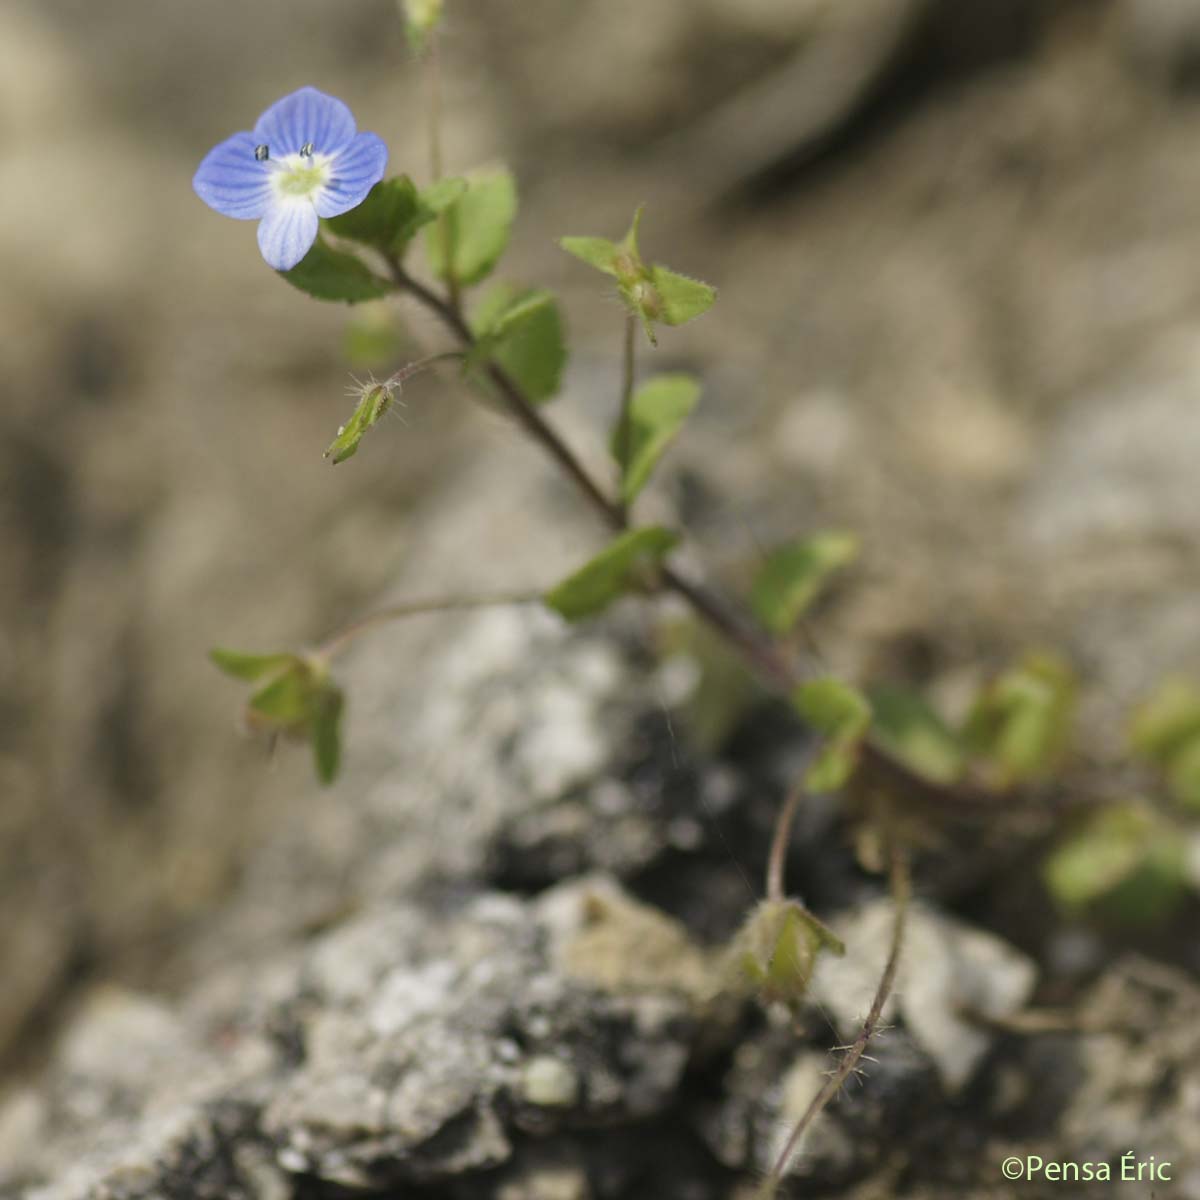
[313,133,389,218]
[257,201,320,271]
[193,131,273,219]
[254,86,356,157]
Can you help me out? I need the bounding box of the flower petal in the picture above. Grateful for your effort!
[193,131,273,219]
[313,134,389,218]
[254,86,357,157]
[257,201,320,271]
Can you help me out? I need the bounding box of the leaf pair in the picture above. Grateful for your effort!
[560,208,716,346]
[210,648,344,784]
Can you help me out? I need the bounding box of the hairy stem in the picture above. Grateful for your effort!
[761,832,911,1196]
[316,589,544,662]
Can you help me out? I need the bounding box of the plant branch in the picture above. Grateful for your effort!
[315,589,545,662]
[384,260,1004,817]
[761,831,911,1196]
[615,313,637,523]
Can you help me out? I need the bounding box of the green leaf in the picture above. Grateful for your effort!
[792,678,872,792]
[311,684,345,785]
[1130,678,1200,763]
[559,236,621,277]
[751,533,859,636]
[426,168,517,288]
[282,238,396,303]
[471,285,567,403]
[611,374,700,503]
[650,266,717,327]
[869,686,966,786]
[1165,736,1200,811]
[1044,803,1187,924]
[544,526,679,622]
[963,652,1076,787]
[326,175,468,260]
[326,176,421,254]
[324,384,394,465]
[210,648,301,683]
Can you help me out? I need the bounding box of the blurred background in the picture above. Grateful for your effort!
[3,0,1200,1098]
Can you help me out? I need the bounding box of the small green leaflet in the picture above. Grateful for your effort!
[471,285,567,404]
[1043,803,1187,924]
[612,374,700,503]
[544,526,679,622]
[963,652,1076,788]
[324,384,394,465]
[282,238,395,303]
[751,533,859,636]
[792,677,872,792]
[868,686,965,786]
[426,168,517,288]
[1128,678,1200,808]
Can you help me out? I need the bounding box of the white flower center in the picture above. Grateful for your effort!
[270,151,332,202]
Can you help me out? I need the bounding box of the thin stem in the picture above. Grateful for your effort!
[766,784,803,903]
[615,313,637,524]
[316,589,544,662]
[761,833,911,1196]
[424,31,461,313]
[378,349,465,391]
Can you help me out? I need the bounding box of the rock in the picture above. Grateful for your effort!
[4,879,715,1199]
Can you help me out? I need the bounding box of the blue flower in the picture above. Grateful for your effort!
[193,87,388,271]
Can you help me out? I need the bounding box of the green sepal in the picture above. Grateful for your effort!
[868,685,965,786]
[650,266,717,327]
[403,0,444,49]
[470,285,567,403]
[210,648,303,683]
[728,899,845,1012]
[281,237,396,303]
[560,207,716,346]
[311,683,345,785]
[425,168,517,288]
[792,678,872,792]
[963,652,1076,788]
[751,532,859,636]
[324,384,394,465]
[611,374,700,503]
[544,526,679,622]
[1043,803,1187,924]
[211,648,345,786]
[559,236,621,276]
